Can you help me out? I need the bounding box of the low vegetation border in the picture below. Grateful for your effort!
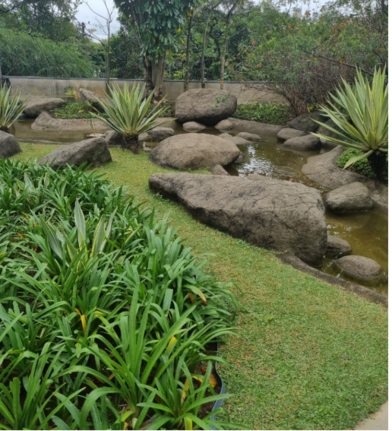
[13,143,388,431]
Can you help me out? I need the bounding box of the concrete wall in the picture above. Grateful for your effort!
[8,76,286,105]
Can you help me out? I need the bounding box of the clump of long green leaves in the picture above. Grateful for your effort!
[313,68,388,168]
[0,159,237,430]
[0,85,26,133]
[92,84,170,154]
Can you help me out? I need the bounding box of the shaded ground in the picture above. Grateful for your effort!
[15,143,388,430]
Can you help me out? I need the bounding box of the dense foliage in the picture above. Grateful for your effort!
[0,159,236,430]
[233,102,290,124]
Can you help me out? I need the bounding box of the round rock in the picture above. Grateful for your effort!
[183,121,206,132]
[215,119,233,131]
[325,182,374,214]
[336,255,383,281]
[149,133,240,170]
[149,127,175,142]
[277,128,306,141]
[283,134,321,151]
[326,235,352,258]
[0,130,22,158]
[288,111,328,133]
[237,132,261,142]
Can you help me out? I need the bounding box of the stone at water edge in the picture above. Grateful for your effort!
[237,132,261,142]
[183,121,206,132]
[336,255,383,281]
[326,235,352,258]
[233,152,245,164]
[149,133,240,171]
[39,137,112,169]
[209,164,229,176]
[175,88,237,126]
[288,111,328,133]
[283,134,321,151]
[149,173,327,265]
[219,133,251,145]
[325,182,374,214]
[0,130,22,158]
[24,98,66,118]
[215,119,233,131]
[149,127,175,142]
[277,128,306,141]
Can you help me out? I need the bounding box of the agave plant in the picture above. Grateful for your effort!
[92,84,170,154]
[0,85,26,133]
[313,68,388,180]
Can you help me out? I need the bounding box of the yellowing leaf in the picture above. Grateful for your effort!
[80,314,87,333]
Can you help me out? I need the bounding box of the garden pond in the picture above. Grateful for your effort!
[12,118,388,295]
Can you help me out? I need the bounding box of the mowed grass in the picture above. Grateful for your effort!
[15,143,388,430]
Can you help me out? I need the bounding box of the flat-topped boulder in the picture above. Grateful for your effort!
[325,182,374,214]
[32,111,109,132]
[175,89,237,126]
[336,255,383,281]
[149,133,240,170]
[326,235,352,258]
[277,128,306,141]
[0,131,21,158]
[24,97,66,118]
[149,173,327,265]
[39,137,112,169]
[289,111,328,133]
[183,121,206,132]
[79,88,105,111]
[149,127,175,142]
[283,134,321,151]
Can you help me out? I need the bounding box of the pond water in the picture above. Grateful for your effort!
[12,120,388,295]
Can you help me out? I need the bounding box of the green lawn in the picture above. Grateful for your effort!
[15,143,388,430]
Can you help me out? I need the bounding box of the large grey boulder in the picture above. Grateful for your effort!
[0,131,22,158]
[24,97,66,118]
[149,133,240,170]
[277,128,306,141]
[283,134,321,151]
[183,121,206,132]
[79,88,105,111]
[175,89,237,126]
[39,137,112,169]
[32,111,108,132]
[336,255,383,281]
[302,146,388,212]
[288,111,328,133]
[325,182,374,214]
[326,235,352,258]
[149,127,175,142]
[149,173,327,265]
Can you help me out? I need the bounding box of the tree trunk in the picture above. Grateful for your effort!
[151,55,166,102]
[143,58,154,97]
[184,9,194,92]
[125,135,140,154]
[200,9,213,89]
[105,23,111,91]
[220,17,230,90]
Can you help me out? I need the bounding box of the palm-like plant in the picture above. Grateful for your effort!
[92,84,170,154]
[0,85,26,133]
[313,68,388,180]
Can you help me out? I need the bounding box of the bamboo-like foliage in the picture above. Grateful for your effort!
[92,83,170,139]
[0,86,26,132]
[313,68,388,168]
[0,159,238,430]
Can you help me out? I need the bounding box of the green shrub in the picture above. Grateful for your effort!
[233,103,290,125]
[52,101,96,119]
[337,149,388,183]
[0,159,237,430]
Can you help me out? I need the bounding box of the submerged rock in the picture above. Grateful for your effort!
[24,97,66,118]
[219,133,250,145]
[283,134,321,151]
[277,128,306,141]
[183,121,206,132]
[175,89,237,126]
[325,182,374,214]
[149,173,327,265]
[336,255,383,281]
[0,131,22,158]
[237,132,261,142]
[326,235,352,258]
[149,133,240,170]
[39,137,112,169]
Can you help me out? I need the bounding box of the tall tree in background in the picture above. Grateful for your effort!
[114,0,199,100]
